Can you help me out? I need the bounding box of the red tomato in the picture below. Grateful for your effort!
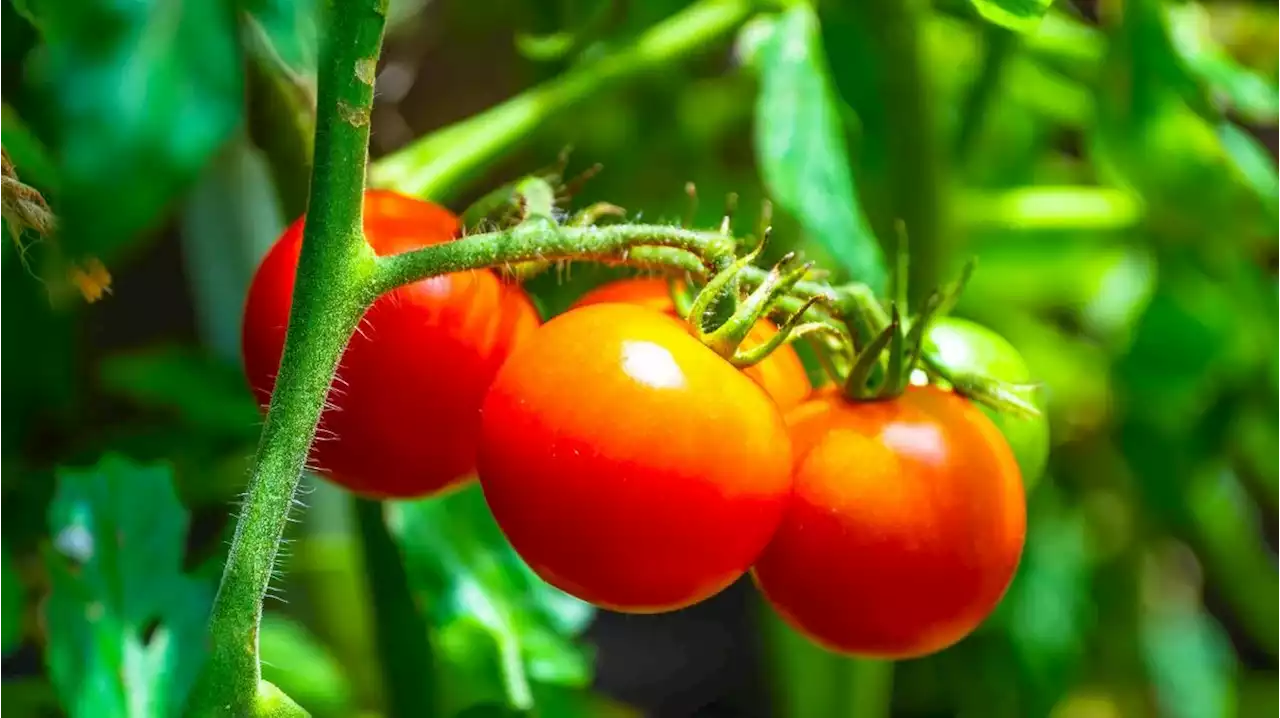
[242,189,540,498]
[572,278,812,409]
[752,385,1026,658]
[478,303,793,613]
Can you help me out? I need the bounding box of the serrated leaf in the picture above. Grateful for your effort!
[32,0,243,257]
[968,0,1054,34]
[43,454,213,718]
[748,5,886,295]
[386,484,595,715]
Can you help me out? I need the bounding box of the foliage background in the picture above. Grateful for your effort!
[1,0,1276,716]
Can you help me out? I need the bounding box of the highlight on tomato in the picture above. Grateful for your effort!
[477,303,793,614]
[241,189,540,499]
[925,316,1050,490]
[572,277,812,409]
[752,384,1027,659]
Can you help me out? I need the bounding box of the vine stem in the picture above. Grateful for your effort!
[368,0,757,201]
[192,0,388,712]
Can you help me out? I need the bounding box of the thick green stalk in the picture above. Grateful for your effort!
[192,0,388,713]
[368,0,756,201]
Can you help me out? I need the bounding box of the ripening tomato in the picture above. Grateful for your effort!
[572,278,812,409]
[478,303,793,613]
[242,189,540,498]
[752,385,1026,659]
[926,317,1050,490]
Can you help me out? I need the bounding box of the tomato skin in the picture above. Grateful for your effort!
[572,278,812,409]
[241,189,541,499]
[478,303,793,613]
[926,317,1050,489]
[752,385,1026,659]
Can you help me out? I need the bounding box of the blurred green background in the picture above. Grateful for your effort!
[1,0,1276,716]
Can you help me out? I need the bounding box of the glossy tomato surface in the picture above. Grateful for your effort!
[753,385,1026,659]
[572,277,812,409]
[242,189,540,498]
[478,303,793,613]
[926,316,1050,489]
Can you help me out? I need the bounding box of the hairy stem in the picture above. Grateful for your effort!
[192,0,388,713]
[368,0,756,201]
[372,222,737,294]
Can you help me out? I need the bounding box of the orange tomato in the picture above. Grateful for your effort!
[478,304,793,613]
[572,278,811,409]
[752,385,1026,658]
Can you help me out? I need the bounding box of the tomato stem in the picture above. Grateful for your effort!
[191,0,389,713]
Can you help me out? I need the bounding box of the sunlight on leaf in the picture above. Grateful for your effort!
[745,5,886,295]
[969,0,1054,34]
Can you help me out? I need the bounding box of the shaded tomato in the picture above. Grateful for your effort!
[572,277,812,409]
[926,316,1050,490]
[478,303,793,613]
[752,385,1026,659]
[242,189,540,498]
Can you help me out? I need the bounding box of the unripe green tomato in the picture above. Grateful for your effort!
[925,317,1050,491]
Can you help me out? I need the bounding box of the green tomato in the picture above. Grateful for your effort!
[925,317,1050,492]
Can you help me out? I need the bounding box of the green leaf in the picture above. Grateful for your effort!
[43,454,214,718]
[967,0,1054,34]
[97,345,262,441]
[32,0,243,257]
[2,542,24,655]
[1142,589,1238,718]
[386,484,595,715]
[746,5,886,295]
[1167,3,1279,124]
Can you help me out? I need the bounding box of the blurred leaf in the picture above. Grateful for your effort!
[1214,122,1279,227]
[1141,596,1238,718]
[967,0,1053,34]
[387,484,595,715]
[2,104,60,193]
[260,612,355,718]
[243,0,319,76]
[743,5,886,294]
[30,0,243,258]
[2,542,23,654]
[43,454,213,718]
[995,489,1095,715]
[1166,3,1278,124]
[98,345,261,441]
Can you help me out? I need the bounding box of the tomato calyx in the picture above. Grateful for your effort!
[680,237,845,369]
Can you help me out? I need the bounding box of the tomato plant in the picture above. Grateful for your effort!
[752,384,1027,659]
[477,303,793,613]
[572,277,813,408]
[242,189,541,498]
[925,316,1050,489]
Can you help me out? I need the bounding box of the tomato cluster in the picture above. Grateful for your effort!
[241,190,1043,658]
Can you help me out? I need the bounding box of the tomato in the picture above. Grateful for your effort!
[752,385,1026,659]
[477,303,793,613]
[925,317,1050,489]
[242,189,540,499]
[572,278,812,409]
